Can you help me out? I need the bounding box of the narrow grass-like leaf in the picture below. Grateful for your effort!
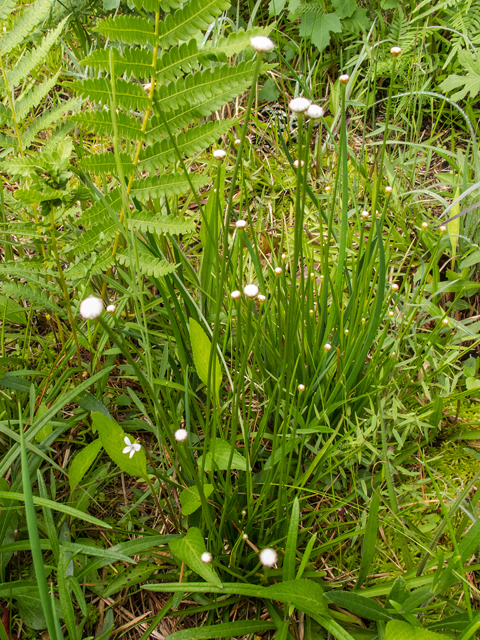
[355,490,381,589]
[167,621,276,640]
[283,497,299,582]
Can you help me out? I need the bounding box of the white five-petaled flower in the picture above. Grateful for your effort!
[244,284,259,298]
[306,104,324,119]
[123,436,141,459]
[250,36,275,53]
[79,296,103,320]
[174,428,188,442]
[201,552,212,563]
[259,548,278,567]
[213,149,227,160]
[289,97,311,114]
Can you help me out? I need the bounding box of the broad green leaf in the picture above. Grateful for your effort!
[197,437,247,472]
[102,560,157,597]
[15,591,63,631]
[92,412,147,479]
[332,0,356,19]
[460,249,480,270]
[68,439,103,493]
[167,620,276,640]
[325,591,393,621]
[189,317,222,398]
[385,620,448,640]
[438,50,480,102]
[342,7,370,32]
[0,295,26,325]
[169,527,222,588]
[180,484,214,515]
[299,11,342,53]
[269,0,287,15]
[34,403,53,443]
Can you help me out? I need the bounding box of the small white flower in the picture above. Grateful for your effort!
[250,36,275,53]
[244,284,259,298]
[79,296,103,320]
[257,294,266,303]
[391,283,399,292]
[344,329,349,335]
[174,428,188,442]
[201,552,212,563]
[281,253,287,261]
[440,225,447,233]
[231,290,242,300]
[442,317,450,326]
[319,275,324,281]
[293,159,305,169]
[122,436,141,459]
[390,46,402,57]
[361,317,366,324]
[289,97,311,114]
[213,149,227,160]
[309,309,314,316]
[259,548,278,567]
[339,74,350,85]
[274,267,283,276]
[421,222,428,230]
[236,219,247,229]
[144,82,152,92]
[324,343,332,351]
[325,186,331,193]
[361,210,369,219]
[385,186,393,194]
[388,310,394,318]
[234,138,241,146]
[298,384,305,393]
[106,304,116,314]
[241,509,247,516]
[306,104,324,119]
[242,533,249,540]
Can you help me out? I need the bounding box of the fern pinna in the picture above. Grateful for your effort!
[69,0,269,286]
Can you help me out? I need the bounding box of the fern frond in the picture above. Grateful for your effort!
[3,156,42,177]
[0,133,19,153]
[157,0,230,48]
[22,97,81,148]
[77,189,123,230]
[79,152,134,176]
[2,282,67,318]
[70,220,118,256]
[132,0,162,11]
[71,78,151,111]
[130,173,209,201]
[4,17,68,91]
[66,250,115,279]
[129,210,197,235]
[139,119,235,171]
[156,39,201,83]
[0,0,54,56]
[117,252,176,277]
[159,0,183,11]
[0,0,15,21]
[154,60,259,112]
[209,27,273,58]
[15,70,61,121]
[93,15,156,47]
[70,111,144,142]
[81,48,154,81]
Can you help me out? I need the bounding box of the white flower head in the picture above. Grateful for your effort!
[339,74,350,85]
[174,428,188,442]
[213,149,227,160]
[442,317,450,326]
[257,294,266,303]
[123,436,141,459]
[244,284,259,298]
[388,310,394,318]
[274,267,283,276]
[289,97,311,114]
[306,104,324,119]
[293,159,305,169]
[144,82,152,92]
[361,210,370,219]
[79,296,103,320]
[390,46,402,57]
[201,552,212,563]
[231,290,242,300]
[324,343,332,351]
[391,283,399,292]
[440,225,447,233]
[385,186,393,194]
[421,222,428,230]
[250,36,275,53]
[242,533,249,540]
[106,304,116,314]
[234,138,241,147]
[259,548,278,567]
[344,329,349,335]
[236,219,247,229]
[325,186,331,193]
[298,384,305,393]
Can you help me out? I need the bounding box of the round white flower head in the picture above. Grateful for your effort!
[388,310,394,318]
[391,283,399,292]
[241,509,247,516]
[143,82,152,92]
[319,275,324,281]
[293,159,305,169]
[242,533,249,540]
[257,294,266,303]
[259,548,278,567]
[79,296,103,320]
[244,284,259,298]
[201,552,212,563]
[309,309,314,316]
[236,219,247,229]
[339,74,350,85]
[234,138,241,147]
[231,290,242,300]
[281,253,287,261]
[325,186,331,193]
[274,267,283,276]
[390,46,402,57]
[213,149,227,160]
[391,351,396,358]
[174,428,188,442]
[289,97,311,114]
[310,272,316,279]
[306,104,324,119]
[440,225,447,233]
[361,210,370,219]
[298,384,305,393]
[324,343,332,351]
[106,304,116,314]
[250,36,275,53]
[442,317,450,326]
[385,186,393,194]
[123,436,141,459]
[344,329,349,335]
[361,317,366,324]
[421,222,428,230]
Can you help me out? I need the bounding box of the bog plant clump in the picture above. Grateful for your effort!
[1,0,480,638]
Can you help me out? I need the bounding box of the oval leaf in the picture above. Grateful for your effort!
[69,439,103,493]
[92,412,147,479]
[189,317,222,398]
[197,438,247,472]
[169,527,222,588]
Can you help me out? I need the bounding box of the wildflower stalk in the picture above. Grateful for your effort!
[335,80,349,295]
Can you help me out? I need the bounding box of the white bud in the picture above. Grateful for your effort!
[234,138,241,146]
[293,159,305,168]
[244,284,259,298]
[391,283,399,292]
[236,219,247,229]
[274,267,283,276]
[298,384,305,392]
[250,36,275,53]
[106,304,116,314]
[324,343,332,351]
[388,311,394,318]
[259,548,278,567]
[325,186,331,193]
[174,428,188,442]
[421,222,428,230]
[361,317,366,324]
[79,296,103,320]
[339,74,350,85]
[385,186,393,194]
[309,309,314,316]
[231,290,242,300]
[241,509,247,516]
[289,97,311,114]
[344,329,349,335]
[361,210,370,219]
[440,225,447,233]
[201,552,212,563]
[257,294,266,303]
[306,104,324,119]
[242,533,249,540]
[281,253,287,261]
[390,46,402,57]
[442,317,449,326]
[213,149,227,160]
